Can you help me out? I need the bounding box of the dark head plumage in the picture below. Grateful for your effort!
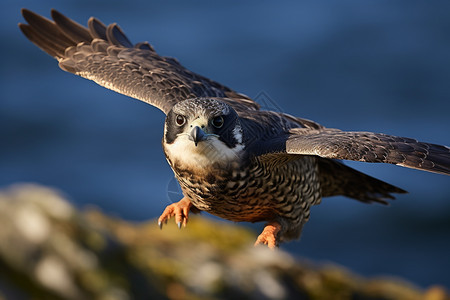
[164,98,242,149]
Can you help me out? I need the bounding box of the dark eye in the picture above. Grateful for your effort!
[212,116,224,128]
[175,115,186,126]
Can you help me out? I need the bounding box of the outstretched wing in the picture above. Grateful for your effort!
[286,128,450,175]
[18,9,259,114]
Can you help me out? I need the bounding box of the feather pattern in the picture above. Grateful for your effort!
[286,128,450,175]
[18,9,256,114]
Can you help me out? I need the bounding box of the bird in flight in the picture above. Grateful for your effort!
[19,9,450,248]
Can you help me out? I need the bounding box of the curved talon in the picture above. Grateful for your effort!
[158,197,192,229]
[254,221,282,249]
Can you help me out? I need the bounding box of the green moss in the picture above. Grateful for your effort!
[1,184,448,300]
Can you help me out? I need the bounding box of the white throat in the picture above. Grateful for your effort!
[164,135,244,170]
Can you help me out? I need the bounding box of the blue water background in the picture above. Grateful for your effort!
[1,0,450,289]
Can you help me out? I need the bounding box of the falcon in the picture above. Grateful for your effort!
[19,9,450,248]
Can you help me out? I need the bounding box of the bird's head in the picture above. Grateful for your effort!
[163,98,245,169]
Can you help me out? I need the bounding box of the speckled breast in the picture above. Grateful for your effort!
[171,156,322,224]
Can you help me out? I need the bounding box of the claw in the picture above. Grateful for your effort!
[158,197,193,229]
[254,221,282,249]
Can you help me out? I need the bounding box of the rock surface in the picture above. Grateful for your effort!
[0,184,448,300]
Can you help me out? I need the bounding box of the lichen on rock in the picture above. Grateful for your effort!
[0,184,448,300]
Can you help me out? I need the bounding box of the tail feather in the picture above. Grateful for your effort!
[318,158,407,205]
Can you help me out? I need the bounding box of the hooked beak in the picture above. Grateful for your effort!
[190,126,206,146]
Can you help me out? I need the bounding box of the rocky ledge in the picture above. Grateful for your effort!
[0,184,448,300]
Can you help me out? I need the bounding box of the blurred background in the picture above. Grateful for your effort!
[1,0,449,290]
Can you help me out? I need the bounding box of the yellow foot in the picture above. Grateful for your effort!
[158,197,192,229]
[254,221,282,249]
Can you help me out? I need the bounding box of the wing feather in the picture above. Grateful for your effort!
[19,9,257,114]
[286,128,450,175]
